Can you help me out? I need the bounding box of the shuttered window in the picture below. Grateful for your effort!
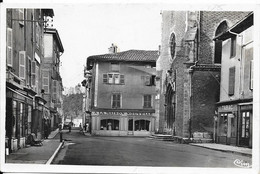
[36,22,40,48]
[42,70,49,93]
[250,60,253,90]
[112,93,121,108]
[35,65,39,94]
[19,9,24,26]
[103,74,108,83]
[144,95,152,108]
[7,28,13,67]
[19,51,26,79]
[31,61,36,86]
[228,67,235,96]
[120,75,125,84]
[53,80,57,101]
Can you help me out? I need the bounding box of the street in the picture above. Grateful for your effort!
[52,130,252,167]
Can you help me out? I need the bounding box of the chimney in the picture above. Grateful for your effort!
[108,43,118,54]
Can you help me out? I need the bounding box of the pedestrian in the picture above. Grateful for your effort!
[79,123,82,132]
[44,121,49,139]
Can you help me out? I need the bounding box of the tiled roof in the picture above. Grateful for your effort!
[87,50,158,62]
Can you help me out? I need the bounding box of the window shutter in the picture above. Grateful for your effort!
[120,74,125,84]
[19,9,24,26]
[19,51,26,79]
[145,75,151,86]
[250,60,253,90]
[7,28,13,67]
[230,36,236,58]
[103,74,108,83]
[228,67,235,96]
[31,61,36,86]
[42,70,49,93]
[53,80,57,101]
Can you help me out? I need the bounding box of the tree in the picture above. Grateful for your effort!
[63,93,83,121]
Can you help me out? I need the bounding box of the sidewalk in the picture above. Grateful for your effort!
[189,143,252,157]
[5,129,62,164]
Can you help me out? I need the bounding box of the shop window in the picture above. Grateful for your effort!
[7,28,13,67]
[128,119,133,131]
[12,101,17,138]
[228,67,235,96]
[27,105,32,135]
[230,36,237,58]
[134,119,150,131]
[19,103,24,137]
[218,113,227,136]
[112,93,121,108]
[241,112,250,138]
[144,95,152,108]
[100,119,119,130]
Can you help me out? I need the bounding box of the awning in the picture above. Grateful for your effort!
[184,27,197,41]
[129,66,156,75]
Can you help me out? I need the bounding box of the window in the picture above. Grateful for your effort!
[35,65,39,94]
[144,95,152,108]
[241,111,250,138]
[7,28,13,67]
[100,119,119,130]
[228,67,235,96]
[111,63,120,72]
[230,36,236,58]
[219,113,228,136]
[214,21,228,64]
[19,51,26,79]
[31,61,36,86]
[134,119,150,131]
[143,75,156,86]
[19,9,24,26]
[27,57,32,86]
[103,73,125,85]
[170,33,176,59]
[53,80,57,101]
[250,60,253,90]
[36,22,40,48]
[112,93,121,108]
[42,70,49,93]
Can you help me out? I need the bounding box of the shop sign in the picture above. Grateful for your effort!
[219,104,237,112]
[92,111,152,116]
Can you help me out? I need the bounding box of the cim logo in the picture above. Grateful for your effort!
[234,159,251,168]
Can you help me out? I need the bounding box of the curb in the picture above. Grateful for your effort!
[189,144,252,157]
[45,140,64,165]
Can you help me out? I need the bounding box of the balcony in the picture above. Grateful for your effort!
[6,70,25,89]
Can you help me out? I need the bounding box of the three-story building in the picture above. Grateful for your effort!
[85,45,159,136]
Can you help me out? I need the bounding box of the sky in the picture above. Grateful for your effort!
[53,4,162,88]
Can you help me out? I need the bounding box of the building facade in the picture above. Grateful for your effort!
[5,8,64,153]
[215,12,253,148]
[85,45,159,136]
[5,9,53,152]
[156,11,251,139]
[43,28,64,131]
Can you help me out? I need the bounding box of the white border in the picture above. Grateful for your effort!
[0,1,259,174]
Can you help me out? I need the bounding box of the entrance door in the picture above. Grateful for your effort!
[227,114,235,145]
[240,111,251,147]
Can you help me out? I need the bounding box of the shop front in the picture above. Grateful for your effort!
[217,100,252,148]
[6,87,34,153]
[91,111,155,136]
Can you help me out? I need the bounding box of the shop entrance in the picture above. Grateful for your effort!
[239,111,251,147]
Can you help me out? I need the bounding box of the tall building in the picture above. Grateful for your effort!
[156,11,251,140]
[42,28,64,131]
[5,9,55,152]
[215,12,253,148]
[84,45,159,136]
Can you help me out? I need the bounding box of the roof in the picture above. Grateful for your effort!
[44,28,64,53]
[87,50,158,69]
[214,12,253,41]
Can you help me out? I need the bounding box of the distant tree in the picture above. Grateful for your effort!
[63,93,83,121]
